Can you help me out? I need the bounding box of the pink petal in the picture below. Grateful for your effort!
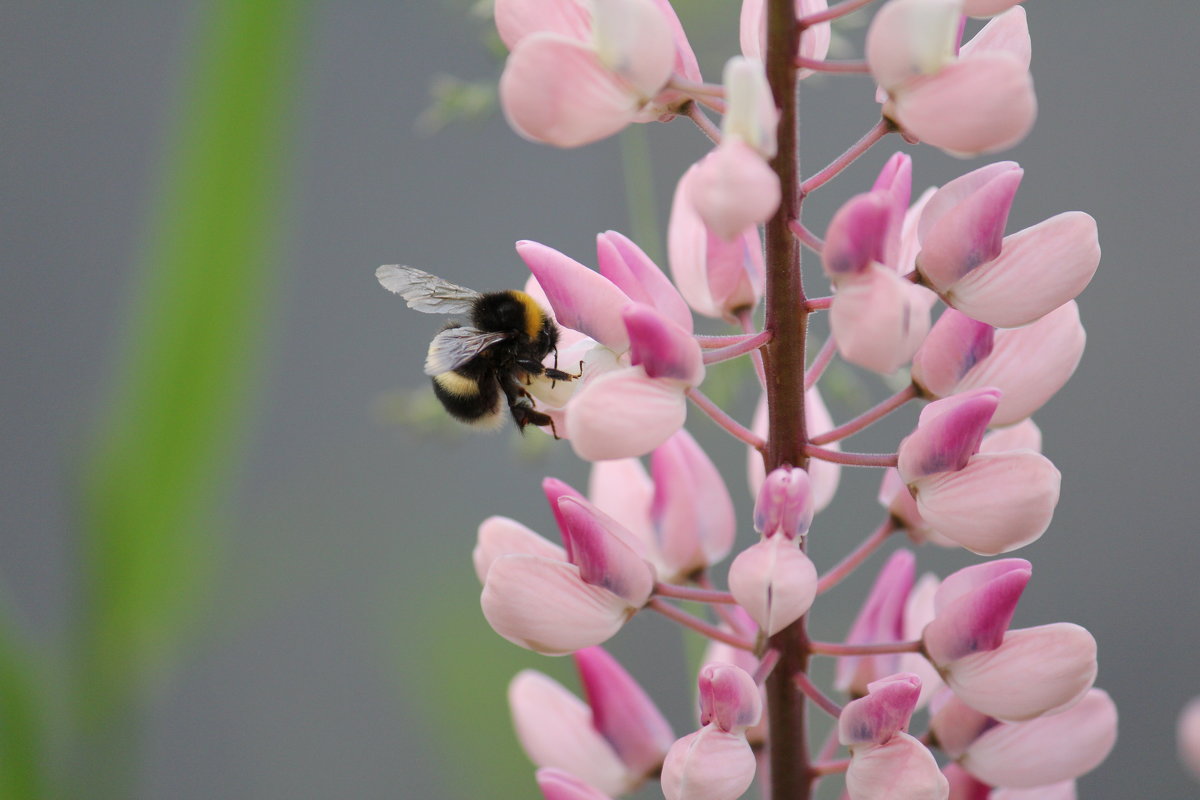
[917,161,1022,245]
[979,418,1041,454]
[872,152,914,267]
[946,213,1100,328]
[901,574,945,707]
[898,388,1002,482]
[590,0,676,99]
[510,670,630,795]
[836,550,916,694]
[839,673,923,746]
[846,732,950,800]
[1177,696,1200,781]
[544,476,588,553]
[932,558,1032,614]
[698,663,763,733]
[941,763,991,799]
[482,555,635,654]
[923,563,1031,665]
[960,6,1030,67]
[866,0,962,91]
[575,647,674,776]
[740,0,832,68]
[962,689,1117,788]
[917,167,1023,289]
[823,192,892,279]
[748,388,841,513]
[945,623,1097,722]
[567,367,687,460]
[929,691,993,758]
[596,231,693,332]
[911,309,996,399]
[587,458,656,557]
[893,53,1036,156]
[649,0,702,83]
[623,304,705,385]
[558,496,656,604]
[518,240,633,351]
[661,727,757,800]
[831,264,931,374]
[495,0,590,49]
[961,0,1024,18]
[956,301,1086,425]
[474,516,566,584]
[727,536,817,635]
[651,428,737,576]
[991,781,1077,800]
[753,466,814,539]
[536,768,617,800]
[687,142,781,240]
[914,451,1060,555]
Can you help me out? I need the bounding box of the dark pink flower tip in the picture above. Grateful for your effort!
[898,388,1002,481]
[544,477,588,555]
[941,763,992,799]
[917,161,1022,244]
[839,672,923,746]
[932,558,1032,614]
[753,466,815,539]
[836,550,916,695]
[557,496,655,605]
[923,567,1031,665]
[596,231,693,333]
[911,309,996,399]
[517,240,633,350]
[536,768,616,800]
[871,151,914,266]
[650,429,736,577]
[622,304,705,385]
[822,192,892,279]
[574,647,674,777]
[917,167,1023,290]
[698,663,762,733]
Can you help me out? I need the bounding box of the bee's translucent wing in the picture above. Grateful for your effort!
[376,265,480,315]
[424,326,509,376]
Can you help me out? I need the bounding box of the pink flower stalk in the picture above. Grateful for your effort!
[536,768,616,800]
[836,550,916,696]
[496,0,699,147]
[868,3,1036,155]
[661,664,760,800]
[1179,696,1200,782]
[840,674,949,800]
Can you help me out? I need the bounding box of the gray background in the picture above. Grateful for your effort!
[3,1,1198,797]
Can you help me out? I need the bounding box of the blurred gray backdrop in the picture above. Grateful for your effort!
[3,1,1198,798]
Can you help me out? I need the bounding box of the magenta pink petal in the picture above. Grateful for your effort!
[596,231,693,332]
[871,151,913,266]
[518,240,633,351]
[474,515,566,584]
[661,727,757,800]
[753,466,814,539]
[536,768,618,800]
[839,673,922,746]
[567,367,687,460]
[836,549,915,695]
[894,53,1036,156]
[917,161,1022,244]
[651,428,737,575]
[698,663,762,733]
[623,304,705,385]
[557,496,655,604]
[932,558,1032,614]
[575,647,674,776]
[911,309,996,399]
[500,34,639,147]
[898,388,1001,482]
[749,388,841,514]
[923,567,1030,665]
[823,192,891,278]
[544,476,588,553]
[917,167,1022,289]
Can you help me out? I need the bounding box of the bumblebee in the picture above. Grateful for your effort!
[376,265,575,434]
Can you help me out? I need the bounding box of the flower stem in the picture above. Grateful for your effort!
[811,758,852,776]
[809,639,923,656]
[686,103,722,144]
[796,56,870,73]
[803,296,833,312]
[789,219,825,253]
[696,332,768,348]
[647,598,756,651]
[737,310,768,389]
[794,670,844,718]
[804,445,898,467]
[810,384,917,445]
[817,518,896,595]
[799,118,891,197]
[805,336,837,390]
[686,388,765,451]
[702,329,773,364]
[799,0,879,28]
[654,582,738,604]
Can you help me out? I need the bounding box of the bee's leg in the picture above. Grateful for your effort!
[501,373,560,438]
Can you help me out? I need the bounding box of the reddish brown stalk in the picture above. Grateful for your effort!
[762,0,813,797]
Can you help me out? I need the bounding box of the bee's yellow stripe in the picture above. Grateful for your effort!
[510,291,546,341]
[434,371,479,397]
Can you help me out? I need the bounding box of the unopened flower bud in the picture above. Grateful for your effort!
[837,550,916,695]
[923,559,1032,665]
[898,388,1001,482]
[698,663,762,733]
[574,647,674,777]
[839,673,923,746]
[753,466,814,538]
[728,536,817,635]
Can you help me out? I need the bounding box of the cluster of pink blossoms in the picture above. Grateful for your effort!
[447,0,1114,797]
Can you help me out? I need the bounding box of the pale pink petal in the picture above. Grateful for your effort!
[872,152,914,267]
[623,304,705,385]
[558,496,656,605]
[866,0,963,91]
[914,451,1060,555]
[823,192,891,279]
[897,388,1001,482]
[1177,696,1200,781]
[537,768,617,800]
[944,213,1099,328]
[962,689,1117,788]
[847,731,950,800]
[590,0,675,99]
[728,536,817,635]
[748,388,840,512]
[661,727,757,800]
[482,555,635,654]
[945,623,1097,722]
[650,0,702,83]
[510,671,630,794]
[500,35,640,147]
[831,264,931,374]
[839,673,923,746]
[961,0,1024,18]
[991,781,1077,800]
[523,273,592,351]
[979,418,1041,454]
[892,54,1036,156]
[588,458,656,555]
[900,574,945,707]
[651,428,737,575]
[917,162,1022,245]
[740,0,831,68]
[960,6,1030,67]
[917,168,1023,288]
[474,516,566,584]
[956,302,1085,425]
[932,558,1031,614]
[699,663,763,733]
[911,309,996,399]
[929,691,992,758]
[575,647,674,776]
[495,0,591,49]
[796,0,833,70]
[836,550,916,694]
[898,187,936,274]
[596,231,693,332]
[518,240,633,351]
[567,367,687,460]
[688,142,781,240]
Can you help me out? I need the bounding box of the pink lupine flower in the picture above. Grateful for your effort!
[517,238,704,459]
[496,0,698,147]
[840,674,949,800]
[474,515,567,583]
[958,689,1118,788]
[900,573,945,707]
[921,559,1032,666]
[510,649,672,795]
[911,309,996,400]
[537,768,616,800]
[740,0,831,71]
[1178,696,1200,781]
[753,466,814,539]
[728,534,817,635]
[897,390,1061,555]
[749,387,841,513]
[668,164,766,321]
[701,607,768,745]
[662,664,760,800]
[836,550,916,696]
